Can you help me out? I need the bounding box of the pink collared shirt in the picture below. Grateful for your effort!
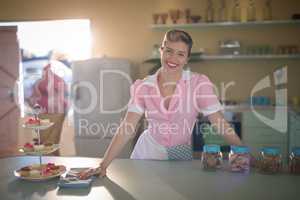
[128,70,222,147]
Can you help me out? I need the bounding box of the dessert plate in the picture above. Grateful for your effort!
[14,164,66,181]
[19,144,60,155]
[22,122,54,130]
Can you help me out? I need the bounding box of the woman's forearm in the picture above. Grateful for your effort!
[101,122,135,168]
[221,122,243,146]
[101,112,142,169]
[208,111,243,146]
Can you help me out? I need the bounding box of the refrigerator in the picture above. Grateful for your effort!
[72,57,134,157]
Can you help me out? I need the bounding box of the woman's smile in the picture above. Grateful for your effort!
[166,61,179,69]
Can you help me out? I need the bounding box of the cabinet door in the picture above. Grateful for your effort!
[243,127,287,144]
[289,112,300,152]
[202,123,227,145]
[0,27,20,156]
[246,142,288,163]
[243,110,287,131]
[242,110,288,162]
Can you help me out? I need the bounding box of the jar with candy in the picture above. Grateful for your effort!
[289,147,300,175]
[229,145,250,173]
[259,147,282,174]
[201,145,222,170]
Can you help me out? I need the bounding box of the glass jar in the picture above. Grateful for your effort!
[201,145,222,170]
[259,147,282,174]
[229,145,250,173]
[289,147,300,175]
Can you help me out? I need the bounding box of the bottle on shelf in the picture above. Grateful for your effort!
[263,0,272,21]
[205,0,215,23]
[217,0,227,22]
[185,8,191,24]
[247,0,256,22]
[231,0,241,22]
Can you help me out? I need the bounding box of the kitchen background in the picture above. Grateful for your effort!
[0,0,300,159]
[0,0,299,102]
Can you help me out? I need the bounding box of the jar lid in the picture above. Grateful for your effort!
[261,147,281,155]
[292,147,300,156]
[231,145,249,154]
[203,144,220,153]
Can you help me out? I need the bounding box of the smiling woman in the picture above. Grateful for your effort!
[78,29,243,179]
[159,29,192,73]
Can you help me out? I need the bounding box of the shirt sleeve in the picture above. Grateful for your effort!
[195,75,223,116]
[127,79,145,115]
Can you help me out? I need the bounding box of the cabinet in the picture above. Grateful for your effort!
[242,110,288,162]
[199,109,298,163]
[72,58,133,158]
[289,111,300,153]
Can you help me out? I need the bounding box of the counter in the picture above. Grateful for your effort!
[1,156,299,200]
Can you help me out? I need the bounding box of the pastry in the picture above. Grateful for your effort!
[23,143,34,152]
[25,117,40,127]
[40,119,51,126]
[44,143,54,151]
[30,169,41,177]
[33,144,45,151]
[19,170,30,177]
[17,163,64,179]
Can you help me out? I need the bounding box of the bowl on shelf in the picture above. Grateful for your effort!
[190,15,201,23]
[169,9,180,24]
[160,13,168,24]
[152,13,160,24]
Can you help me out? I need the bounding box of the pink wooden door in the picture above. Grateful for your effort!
[0,26,20,156]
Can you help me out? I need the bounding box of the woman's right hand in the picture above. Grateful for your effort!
[98,163,107,177]
[79,111,141,180]
[78,164,107,179]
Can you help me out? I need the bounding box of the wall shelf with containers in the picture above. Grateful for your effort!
[148,0,300,64]
[150,19,300,30]
[144,54,300,64]
[147,18,300,64]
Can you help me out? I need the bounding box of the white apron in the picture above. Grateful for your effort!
[130,130,168,160]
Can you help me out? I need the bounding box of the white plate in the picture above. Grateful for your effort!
[14,165,66,181]
[22,122,54,130]
[19,144,60,155]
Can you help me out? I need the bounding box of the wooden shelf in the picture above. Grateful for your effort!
[144,54,300,63]
[200,54,300,60]
[150,20,300,30]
